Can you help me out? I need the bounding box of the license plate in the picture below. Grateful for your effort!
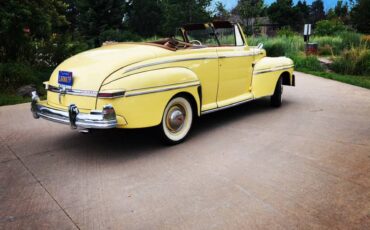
[58,71,73,87]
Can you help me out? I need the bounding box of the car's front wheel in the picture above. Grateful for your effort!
[160,96,193,145]
[271,77,283,107]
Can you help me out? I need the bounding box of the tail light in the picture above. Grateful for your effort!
[98,90,125,98]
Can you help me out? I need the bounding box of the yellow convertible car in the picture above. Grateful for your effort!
[31,21,295,144]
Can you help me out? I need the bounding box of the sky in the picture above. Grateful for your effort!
[218,0,348,11]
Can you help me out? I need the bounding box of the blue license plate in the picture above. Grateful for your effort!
[58,71,73,86]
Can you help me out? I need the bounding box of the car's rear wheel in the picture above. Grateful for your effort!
[160,97,193,145]
[271,77,283,107]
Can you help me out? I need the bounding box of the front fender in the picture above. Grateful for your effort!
[252,57,294,98]
[97,67,201,128]
[253,57,293,73]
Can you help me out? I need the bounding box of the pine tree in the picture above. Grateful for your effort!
[76,0,125,46]
[267,0,296,29]
[309,0,325,24]
[215,1,230,20]
[350,0,370,33]
[125,0,163,37]
[161,0,212,35]
[236,0,264,34]
[294,0,310,31]
[0,0,68,61]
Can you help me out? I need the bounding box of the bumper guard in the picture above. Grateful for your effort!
[31,91,117,129]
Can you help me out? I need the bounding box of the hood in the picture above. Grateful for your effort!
[48,43,171,91]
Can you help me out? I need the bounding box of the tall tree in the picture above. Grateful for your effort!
[350,0,370,33]
[214,1,230,20]
[76,0,125,46]
[310,0,325,24]
[334,0,349,23]
[236,0,264,34]
[335,0,349,18]
[0,0,68,61]
[161,0,212,35]
[125,0,163,37]
[294,0,310,31]
[65,0,79,33]
[267,0,296,29]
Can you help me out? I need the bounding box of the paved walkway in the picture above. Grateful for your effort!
[1,72,369,229]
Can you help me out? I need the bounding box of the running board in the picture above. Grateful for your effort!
[201,98,254,115]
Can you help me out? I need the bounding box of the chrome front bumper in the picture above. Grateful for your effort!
[31,92,117,129]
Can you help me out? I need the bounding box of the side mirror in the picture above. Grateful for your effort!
[257,43,264,49]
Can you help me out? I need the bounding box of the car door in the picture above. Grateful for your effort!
[215,25,254,107]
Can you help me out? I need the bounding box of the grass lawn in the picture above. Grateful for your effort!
[298,68,370,90]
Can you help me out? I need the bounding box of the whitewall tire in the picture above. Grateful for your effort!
[160,97,193,145]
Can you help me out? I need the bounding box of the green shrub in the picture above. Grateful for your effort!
[311,32,361,55]
[289,54,324,71]
[263,40,286,57]
[362,35,370,44]
[311,36,343,55]
[318,44,334,56]
[0,63,52,93]
[35,35,89,67]
[248,35,304,57]
[277,27,298,37]
[99,30,142,44]
[339,31,362,49]
[331,46,370,75]
[0,63,36,92]
[0,94,30,106]
[315,19,347,36]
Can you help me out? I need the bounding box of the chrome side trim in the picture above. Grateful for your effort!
[97,94,125,99]
[125,82,200,97]
[66,89,98,97]
[49,86,98,97]
[201,98,254,115]
[125,56,218,74]
[218,52,262,59]
[253,65,294,75]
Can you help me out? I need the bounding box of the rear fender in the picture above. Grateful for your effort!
[97,67,201,128]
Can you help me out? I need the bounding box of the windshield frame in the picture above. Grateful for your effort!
[180,21,245,47]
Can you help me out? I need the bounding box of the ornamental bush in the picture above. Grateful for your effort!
[315,19,348,36]
[331,46,370,75]
[0,63,51,93]
[289,54,324,71]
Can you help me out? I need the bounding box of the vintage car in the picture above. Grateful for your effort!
[31,21,295,144]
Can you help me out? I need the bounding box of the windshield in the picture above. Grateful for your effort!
[182,22,244,47]
[185,27,219,46]
[215,28,236,46]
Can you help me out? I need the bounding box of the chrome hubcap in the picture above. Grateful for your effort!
[166,105,186,133]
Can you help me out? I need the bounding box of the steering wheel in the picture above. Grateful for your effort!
[190,40,202,46]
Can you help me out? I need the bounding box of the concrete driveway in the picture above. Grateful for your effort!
[1,72,370,229]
